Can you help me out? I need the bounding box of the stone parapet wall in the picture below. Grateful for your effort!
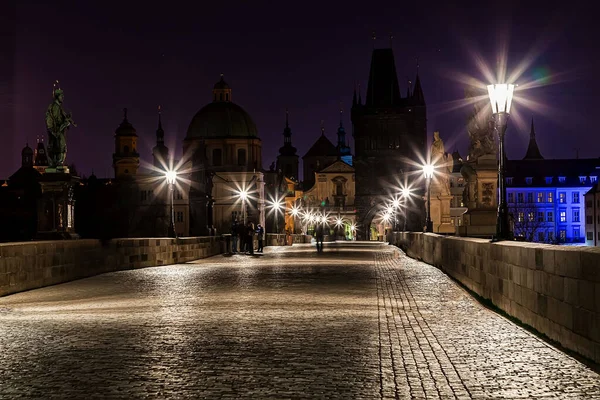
[388,231,600,364]
[0,237,223,297]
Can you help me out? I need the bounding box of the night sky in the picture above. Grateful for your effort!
[2,0,598,180]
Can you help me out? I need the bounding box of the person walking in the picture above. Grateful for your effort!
[315,223,324,253]
[245,221,255,255]
[256,223,264,253]
[231,220,239,253]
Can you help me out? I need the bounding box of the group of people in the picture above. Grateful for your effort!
[231,220,265,255]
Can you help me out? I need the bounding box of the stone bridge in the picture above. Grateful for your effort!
[1,240,599,398]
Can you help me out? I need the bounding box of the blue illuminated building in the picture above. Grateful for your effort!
[506,120,599,243]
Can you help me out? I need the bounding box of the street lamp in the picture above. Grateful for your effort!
[271,198,283,234]
[165,170,177,238]
[488,83,515,241]
[239,189,248,225]
[423,163,434,232]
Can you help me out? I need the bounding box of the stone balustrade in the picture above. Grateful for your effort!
[0,237,223,297]
[388,232,600,364]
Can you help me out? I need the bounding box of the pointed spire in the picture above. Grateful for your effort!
[389,32,393,47]
[352,83,357,107]
[285,108,289,128]
[156,105,165,144]
[412,73,425,105]
[523,117,544,159]
[123,107,128,121]
[406,76,411,98]
[372,31,376,48]
[320,120,325,136]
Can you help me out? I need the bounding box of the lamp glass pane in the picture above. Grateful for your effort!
[506,84,515,113]
[487,85,497,113]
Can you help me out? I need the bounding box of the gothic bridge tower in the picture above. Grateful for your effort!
[351,47,427,238]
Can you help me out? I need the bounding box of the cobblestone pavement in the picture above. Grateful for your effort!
[0,242,599,399]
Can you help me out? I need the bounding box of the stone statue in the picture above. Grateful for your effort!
[45,82,76,169]
[430,131,452,194]
[465,88,494,161]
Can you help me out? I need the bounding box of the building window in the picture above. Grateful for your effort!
[574,227,581,239]
[212,148,222,166]
[548,231,555,242]
[526,177,533,185]
[592,176,598,183]
[559,192,566,204]
[537,211,544,222]
[559,176,566,183]
[538,231,545,242]
[175,189,183,200]
[560,210,567,222]
[547,192,553,203]
[517,193,524,203]
[547,211,553,222]
[506,177,514,185]
[237,148,246,166]
[579,176,587,184]
[587,200,593,208]
[528,212,535,222]
[537,192,543,203]
[559,229,566,241]
[508,192,514,203]
[518,212,524,223]
[573,192,580,203]
[587,232,594,241]
[572,209,580,222]
[176,211,184,223]
[141,191,147,202]
[545,177,553,184]
[587,216,594,224]
[527,193,534,203]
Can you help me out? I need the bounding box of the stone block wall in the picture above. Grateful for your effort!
[388,232,600,364]
[0,236,222,297]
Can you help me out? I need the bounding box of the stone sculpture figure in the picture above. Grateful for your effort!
[465,88,494,161]
[45,82,76,168]
[430,131,451,195]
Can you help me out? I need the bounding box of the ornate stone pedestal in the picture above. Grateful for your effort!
[36,172,80,240]
[458,154,498,238]
[430,192,455,234]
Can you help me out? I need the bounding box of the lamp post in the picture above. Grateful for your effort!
[488,83,515,241]
[165,170,177,238]
[391,198,400,231]
[239,189,248,225]
[272,199,283,234]
[400,188,410,231]
[423,164,434,232]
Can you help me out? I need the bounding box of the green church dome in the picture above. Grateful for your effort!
[186,76,258,139]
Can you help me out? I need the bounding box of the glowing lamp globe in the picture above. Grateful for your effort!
[165,170,177,185]
[487,84,515,114]
[423,164,435,179]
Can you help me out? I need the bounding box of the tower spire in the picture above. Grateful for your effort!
[320,120,325,136]
[352,82,357,107]
[358,83,362,105]
[339,103,344,127]
[372,31,376,48]
[156,105,164,144]
[523,117,544,160]
[285,108,289,128]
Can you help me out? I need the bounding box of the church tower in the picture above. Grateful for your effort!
[276,109,299,180]
[336,107,352,166]
[523,118,544,160]
[112,108,140,178]
[152,106,169,169]
[351,47,427,237]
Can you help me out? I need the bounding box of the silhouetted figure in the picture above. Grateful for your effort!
[256,223,264,252]
[246,221,254,254]
[315,223,324,252]
[231,220,239,253]
[237,220,246,253]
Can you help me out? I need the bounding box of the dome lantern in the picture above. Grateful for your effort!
[213,73,232,103]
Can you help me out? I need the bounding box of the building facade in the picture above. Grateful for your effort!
[584,184,600,246]
[505,120,599,243]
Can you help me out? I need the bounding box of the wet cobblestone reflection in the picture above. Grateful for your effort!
[0,242,599,399]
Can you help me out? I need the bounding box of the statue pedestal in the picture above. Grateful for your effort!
[36,172,80,240]
[458,154,498,238]
[430,179,455,234]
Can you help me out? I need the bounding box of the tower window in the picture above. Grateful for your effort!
[124,145,129,154]
[212,148,222,166]
[219,93,223,101]
[237,148,246,166]
[225,93,229,101]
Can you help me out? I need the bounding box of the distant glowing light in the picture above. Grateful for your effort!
[487,83,515,114]
[239,189,248,201]
[392,199,400,209]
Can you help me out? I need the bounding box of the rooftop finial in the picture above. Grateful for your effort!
[389,32,393,47]
[530,117,535,137]
[372,31,376,48]
[416,56,420,74]
[123,108,128,121]
[320,120,325,136]
[339,103,344,127]
[285,108,289,128]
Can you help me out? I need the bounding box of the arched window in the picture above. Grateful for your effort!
[237,148,246,166]
[336,181,344,196]
[124,145,129,154]
[225,93,229,101]
[219,93,223,101]
[212,148,222,166]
